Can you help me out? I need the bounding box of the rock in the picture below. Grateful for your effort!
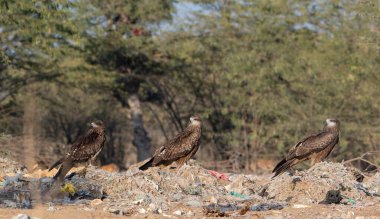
[12,214,30,219]
[90,198,103,206]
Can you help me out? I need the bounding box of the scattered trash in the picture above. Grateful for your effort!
[186,200,202,208]
[60,183,76,196]
[229,191,248,199]
[238,205,250,215]
[108,207,121,215]
[133,194,152,205]
[203,203,232,217]
[12,214,30,219]
[47,206,58,211]
[292,204,311,208]
[138,208,147,214]
[208,170,230,181]
[319,190,343,204]
[187,210,195,216]
[355,184,380,197]
[184,185,202,195]
[173,210,184,216]
[346,198,356,205]
[251,202,285,211]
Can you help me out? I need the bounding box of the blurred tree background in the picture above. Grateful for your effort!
[0,0,379,172]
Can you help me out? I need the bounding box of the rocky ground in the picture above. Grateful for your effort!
[1,158,380,218]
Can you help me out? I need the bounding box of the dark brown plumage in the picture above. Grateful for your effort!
[139,116,202,170]
[49,120,106,182]
[272,119,340,178]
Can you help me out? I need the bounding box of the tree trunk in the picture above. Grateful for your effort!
[127,94,151,161]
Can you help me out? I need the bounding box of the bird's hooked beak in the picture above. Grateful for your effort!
[91,122,98,128]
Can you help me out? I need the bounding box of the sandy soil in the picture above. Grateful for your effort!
[1,203,380,219]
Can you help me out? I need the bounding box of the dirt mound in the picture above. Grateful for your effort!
[264,162,380,204]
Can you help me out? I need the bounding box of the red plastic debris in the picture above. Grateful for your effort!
[208,170,230,181]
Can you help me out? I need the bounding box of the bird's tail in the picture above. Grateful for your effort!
[139,157,154,171]
[53,161,73,181]
[48,157,64,172]
[272,158,296,178]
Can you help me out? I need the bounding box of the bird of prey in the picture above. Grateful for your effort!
[139,116,202,170]
[48,121,106,182]
[272,119,340,178]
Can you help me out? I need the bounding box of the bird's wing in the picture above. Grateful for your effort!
[287,131,337,160]
[69,129,102,162]
[154,128,198,163]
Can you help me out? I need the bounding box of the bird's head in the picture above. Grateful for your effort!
[189,116,202,126]
[91,120,105,128]
[325,118,340,130]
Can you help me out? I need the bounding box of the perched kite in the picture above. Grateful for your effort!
[49,121,106,182]
[139,116,202,170]
[272,119,340,178]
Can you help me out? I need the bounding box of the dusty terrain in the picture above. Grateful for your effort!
[1,158,380,218]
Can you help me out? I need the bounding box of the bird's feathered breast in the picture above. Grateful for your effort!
[68,127,106,162]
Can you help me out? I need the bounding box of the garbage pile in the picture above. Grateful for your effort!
[1,158,379,217]
[264,162,380,205]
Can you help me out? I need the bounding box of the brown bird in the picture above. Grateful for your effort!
[139,116,202,170]
[48,121,106,182]
[272,119,340,178]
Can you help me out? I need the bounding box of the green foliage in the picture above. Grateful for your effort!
[0,0,379,168]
